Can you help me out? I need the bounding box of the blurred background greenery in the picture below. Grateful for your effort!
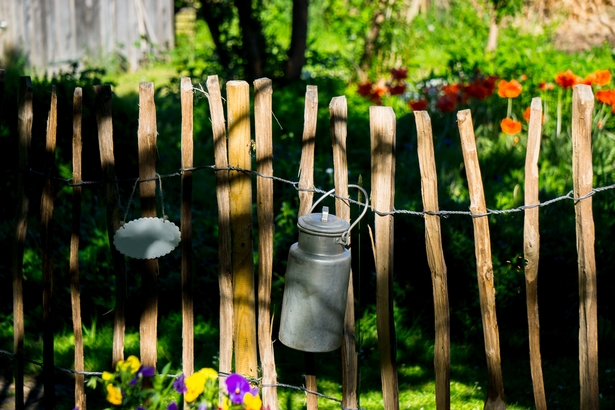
[1,0,615,408]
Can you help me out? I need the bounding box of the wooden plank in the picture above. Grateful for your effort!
[524,97,546,410]
[415,111,450,410]
[571,84,599,410]
[180,77,194,387]
[41,85,58,410]
[370,106,399,410]
[94,84,126,368]
[330,96,358,409]
[138,82,159,370]
[227,80,257,377]
[70,87,86,410]
[457,109,505,410]
[254,77,278,410]
[13,76,33,410]
[298,85,318,217]
[205,76,233,384]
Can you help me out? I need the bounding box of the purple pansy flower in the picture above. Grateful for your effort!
[225,373,251,404]
[173,373,187,393]
[197,403,208,410]
[129,365,156,385]
[167,402,179,410]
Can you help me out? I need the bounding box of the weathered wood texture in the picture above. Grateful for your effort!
[415,111,450,410]
[572,84,599,410]
[370,106,399,410]
[524,97,546,410]
[457,109,505,410]
[227,80,258,378]
[0,0,174,72]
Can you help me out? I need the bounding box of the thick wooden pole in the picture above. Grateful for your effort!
[523,98,546,410]
[571,84,599,410]
[206,76,233,385]
[138,82,159,370]
[95,84,126,368]
[254,77,278,410]
[41,86,58,410]
[330,96,358,409]
[415,111,450,410]
[227,80,257,377]
[370,106,399,410]
[13,76,33,410]
[70,87,86,410]
[180,77,194,387]
[457,109,505,410]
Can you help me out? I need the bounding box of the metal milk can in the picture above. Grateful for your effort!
[279,185,368,352]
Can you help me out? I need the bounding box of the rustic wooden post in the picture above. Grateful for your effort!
[370,106,399,410]
[70,87,86,410]
[524,97,546,410]
[227,80,258,377]
[41,86,58,410]
[95,84,126,368]
[181,77,194,388]
[138,82,159,370]
[205,76,233,386]
[415,111,450,410]
[330,96,358,409]
[13,76,33,410]
[457,109,505,410]
[298,85,319,409]
[254,77,278,410]
[571,84,599,410]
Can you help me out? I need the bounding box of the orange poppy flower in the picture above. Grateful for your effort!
[497,79,522,98]
[584,69,611,87]
[523,107,545,123]
[539,82,554,91]
[500,118,522,135]
[555,70,582,89]
[596,89,615,106]
[409,99,429,111]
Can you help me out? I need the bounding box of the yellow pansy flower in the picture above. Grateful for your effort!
[199,367,218,381]
[102,371,114,381]
[184,371,206,402]
[106,384,123,405]
[243,392,262,410]
[116,355,141,374]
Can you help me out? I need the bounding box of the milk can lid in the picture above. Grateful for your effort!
[298,206,350,236]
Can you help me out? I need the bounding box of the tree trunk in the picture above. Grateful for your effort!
[285,0,309,81]
[485,13,498,53]
[235,0,265,80]
[358,0,388,81]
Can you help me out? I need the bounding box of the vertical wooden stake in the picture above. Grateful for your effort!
[95,84,126,368]
[524,98,546,410]
[298,85,318,409]
[370,106,399,410]
[206,76,233,388]
[254,77,278,410]
[71,87,86,410]
[415,111,450,410]
[227,80,258,377]
[138,82,159,370]
[180,77,195,388]
[572,84,599,410]
[330,96,358,409]
[457,109,505,410]
[13,76,33,410]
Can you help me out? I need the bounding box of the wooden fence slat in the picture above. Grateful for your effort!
[370,106,399,410]
[138,82,159,370]
[457,109,505,410]
[94,84,126,368]
[524,97,546,410]
[205,76,233,388]
[13,76,33,410]
[254,77,278,410]
[298,85,319,409]
[330,96,358,409]
[70,87,86,410]
[180,77,194,387]
[415,111,450,410]
[571,84,599,410]
[227,80,258,377]
[41,85,58,410]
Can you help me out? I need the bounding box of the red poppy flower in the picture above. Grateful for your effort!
[500,118,522,135]
[389,84,407,96]
[584,69,611,86]
[390,67,408,81]
[497,79,522,98]
[538,82,554,91]
[357,82,373,97]
[555,70,582,89]
[436,95,457,113]
[408,99,429,111]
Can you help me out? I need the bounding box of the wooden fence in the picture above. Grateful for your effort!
[3,69,600,410]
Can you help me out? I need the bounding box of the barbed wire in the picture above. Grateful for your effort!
[15,163,615,220]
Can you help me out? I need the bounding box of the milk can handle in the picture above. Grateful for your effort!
[308,184,369,244]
